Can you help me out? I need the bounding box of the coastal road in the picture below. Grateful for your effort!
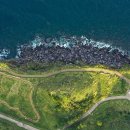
[0,67,130,130]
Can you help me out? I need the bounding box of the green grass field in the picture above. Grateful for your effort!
[0,74,36,121]
[0,119,25,130]
[31,71,129,129]
[69,100,130,130]
[0,62,129,130]
[119,65,130,79]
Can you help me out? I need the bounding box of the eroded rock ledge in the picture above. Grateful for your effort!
[16,43,130,68]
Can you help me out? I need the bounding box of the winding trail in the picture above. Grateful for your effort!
[1,68,130,85]
[0,71,40,123]
[62,94,130,130]
[0,67,130,130]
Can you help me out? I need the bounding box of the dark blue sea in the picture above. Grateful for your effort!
[0,0,130,58]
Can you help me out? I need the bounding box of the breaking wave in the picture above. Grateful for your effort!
[16,35,128,58]
[0,49,10,60]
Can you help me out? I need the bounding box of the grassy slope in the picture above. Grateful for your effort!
[0,62,130,129]
[0,119,25,130]
[0,75,36,120]
[119,65,130,79]
[31,72,129,129]
[69,100,130,130]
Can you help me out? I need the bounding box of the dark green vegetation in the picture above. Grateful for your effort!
[0,62,130,130]
[8,61,108,74]
[0,119,25,130]
[120,65,130,79]
[69,100,130,130]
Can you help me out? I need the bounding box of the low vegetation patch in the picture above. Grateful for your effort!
[0,62,130,129]
[0,119,25,130]
[0,74,36,122]
[69,100,130,130]
[31,71,129,129]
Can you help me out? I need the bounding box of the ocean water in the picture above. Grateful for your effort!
[0,0,130,58]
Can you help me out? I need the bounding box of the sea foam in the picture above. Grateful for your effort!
[16,35,128,58]
[0,49,10,59]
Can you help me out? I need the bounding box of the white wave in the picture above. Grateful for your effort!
[31,36,43,49]
[16,47,21,58]
[0,49,10,59]
[16,35,127,56]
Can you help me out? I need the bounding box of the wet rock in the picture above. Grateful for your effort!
[17,44,130,69]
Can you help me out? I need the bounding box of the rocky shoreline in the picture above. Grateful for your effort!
[16,38,130,68]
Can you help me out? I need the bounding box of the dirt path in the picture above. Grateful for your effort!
[62,93,130,130]
[0,68,130,130]
[2,68,130,85]
[0,114,39,130]
[0,71,40,123]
